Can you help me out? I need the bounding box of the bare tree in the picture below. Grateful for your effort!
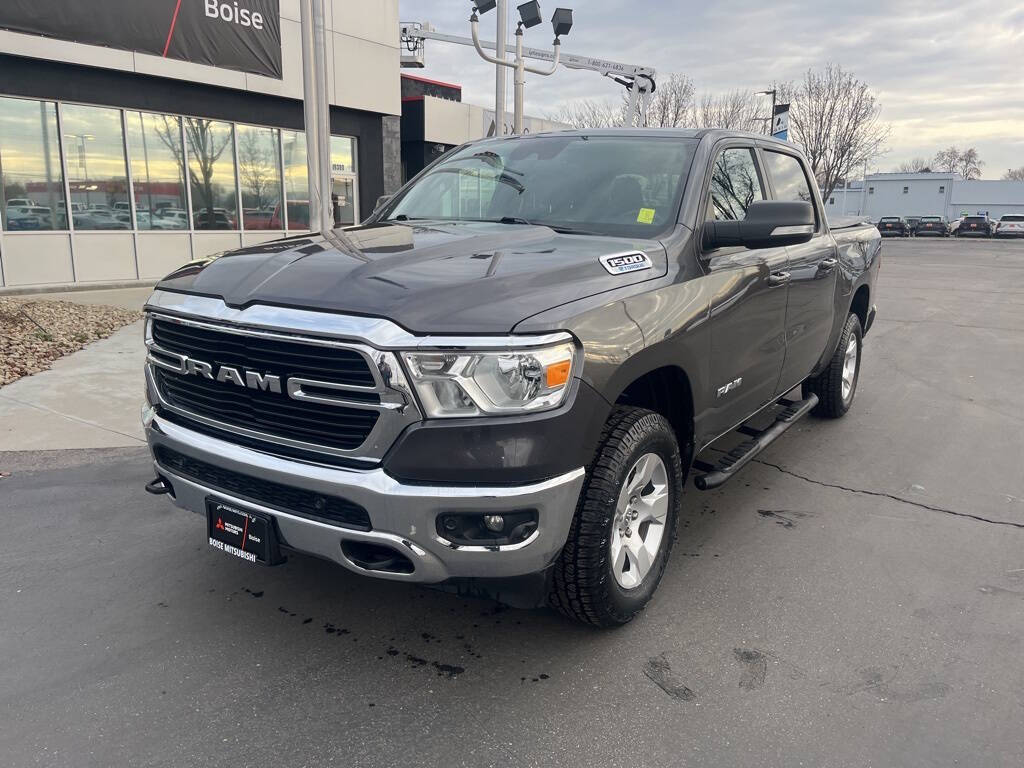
[787,64,889,202]
[644,73,695,128]
[691,89,762,132]
[183,118,233,228]
[895,157,932,173]
[1004,166,1024,181]
[955,147,984,180]
[933,146,961,173]
[238,129,275,211]
[550,99,622,129]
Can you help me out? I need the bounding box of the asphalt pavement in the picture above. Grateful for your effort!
[2,238,1023,767]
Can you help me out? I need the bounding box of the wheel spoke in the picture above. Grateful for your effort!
[625,534,654,578]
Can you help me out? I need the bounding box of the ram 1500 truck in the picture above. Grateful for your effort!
[142,129,880,626]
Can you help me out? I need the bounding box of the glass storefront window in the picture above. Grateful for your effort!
[330,136,356,175]
[0,97,65,231]
[281,130,310,230]
[236,124,282,230]
[61,103,130,230]
[125,112,188,231]
[184,118,238,230]
[330,135,358,226]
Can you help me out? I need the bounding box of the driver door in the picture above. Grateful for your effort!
[701,145,790,439]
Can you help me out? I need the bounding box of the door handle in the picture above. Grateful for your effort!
[819,257,838,272]
[767,271,791,286]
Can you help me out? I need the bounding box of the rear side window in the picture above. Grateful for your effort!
[708,148,764,221]
[1001,215,1024,222]
[763,150,819,229]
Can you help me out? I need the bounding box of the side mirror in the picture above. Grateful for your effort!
[703,200,815,250]
[374,194,392,212]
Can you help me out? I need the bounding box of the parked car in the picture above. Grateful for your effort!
[158,210,191,228]
[956,215,994,237]
[994,214,1024,238]
[269,200,310,230]
[905,215,923,235]
[72,211,129,230]
[5,207,43,230]
[142,129,881,626]
[915,216,949,237]
[877,216,909,236]
[5,198,34,209]
[193,209,233,230]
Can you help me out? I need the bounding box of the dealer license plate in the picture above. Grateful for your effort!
[206,499,274,564]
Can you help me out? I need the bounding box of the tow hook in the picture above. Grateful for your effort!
[145,476,173,496]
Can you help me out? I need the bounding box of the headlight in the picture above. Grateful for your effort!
[402,340,576,418]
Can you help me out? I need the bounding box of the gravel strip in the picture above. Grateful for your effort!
[0,297,140,387]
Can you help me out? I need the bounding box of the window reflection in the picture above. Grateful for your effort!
[185,118,238,229]
[281,130,310,230]
[330,135,357,226]
[709,148,764,221]
[236,124,282,230]
[126,112,188,230]
[330,136,356,174]
[0,97,65,231]
[61,103,130,230]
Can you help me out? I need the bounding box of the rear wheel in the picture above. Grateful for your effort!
[804,312,863,418]
[549,407,682,627]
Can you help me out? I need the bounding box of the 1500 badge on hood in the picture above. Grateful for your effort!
[600,252,653,275]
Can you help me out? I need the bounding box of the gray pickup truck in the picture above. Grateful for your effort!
[143,129,880,626]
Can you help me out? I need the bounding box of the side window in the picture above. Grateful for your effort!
[763,150,819,230]
[708,148,764,221]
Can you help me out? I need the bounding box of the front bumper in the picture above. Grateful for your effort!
[145,410,585,584]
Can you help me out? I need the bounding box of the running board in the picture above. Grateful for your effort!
[693,394,818,491]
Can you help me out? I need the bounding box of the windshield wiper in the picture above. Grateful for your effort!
[496,216,534,225]
[491,217,602,236]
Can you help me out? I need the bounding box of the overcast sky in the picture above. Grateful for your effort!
[399,0,1023,178]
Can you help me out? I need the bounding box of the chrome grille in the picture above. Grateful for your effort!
[145,312,420,462]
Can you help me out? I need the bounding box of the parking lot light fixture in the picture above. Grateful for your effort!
[517,1,543,28]
[551,8,573,37]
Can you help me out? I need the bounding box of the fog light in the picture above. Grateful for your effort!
[483,514,505,532]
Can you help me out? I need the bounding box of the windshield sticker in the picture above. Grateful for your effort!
[637,208,656,224]
[600,252,653,275]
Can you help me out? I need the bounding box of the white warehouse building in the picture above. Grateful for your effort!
[823,172,1024,222]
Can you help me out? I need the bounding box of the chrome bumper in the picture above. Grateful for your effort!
[144,410,585,583]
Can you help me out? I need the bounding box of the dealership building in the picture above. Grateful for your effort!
[823,172,1024,222]
[0,1,404,290]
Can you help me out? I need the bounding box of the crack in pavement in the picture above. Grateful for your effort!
[752,458,1024,530]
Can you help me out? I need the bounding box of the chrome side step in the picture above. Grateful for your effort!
[692,394,818,491]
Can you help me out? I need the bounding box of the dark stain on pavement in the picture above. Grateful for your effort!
[734,648,767,690]
[757,509,813,529]
[643,654,696,701]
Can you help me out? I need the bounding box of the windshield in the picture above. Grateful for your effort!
[384,135,698,238]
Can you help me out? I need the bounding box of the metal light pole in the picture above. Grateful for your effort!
[299,0,332,232]
[758,89,776,135]
[494,0,506,135]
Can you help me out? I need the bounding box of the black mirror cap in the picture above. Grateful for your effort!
[551,8,573,36]
[518,1,543,28]
[704,200,815,250]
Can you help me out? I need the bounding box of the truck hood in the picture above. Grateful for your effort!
[155,220,667,334]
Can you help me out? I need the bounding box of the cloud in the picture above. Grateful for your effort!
[399,0,1023,177]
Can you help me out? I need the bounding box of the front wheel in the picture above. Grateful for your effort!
[549,407,683,627]
[804,312,863,418]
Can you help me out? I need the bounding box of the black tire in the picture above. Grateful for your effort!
[549,406,683,627]
[804,312,863,418]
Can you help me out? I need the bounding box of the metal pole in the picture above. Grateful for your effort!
[495,0,507,135]
[299,0,323,232]
[312,0,332,229]
[513,26,524,134]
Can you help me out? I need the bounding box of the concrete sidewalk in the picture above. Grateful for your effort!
[0,321,146,451]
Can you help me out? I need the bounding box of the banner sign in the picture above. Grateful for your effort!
[771,103,790,141]
[0,0,282,79]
